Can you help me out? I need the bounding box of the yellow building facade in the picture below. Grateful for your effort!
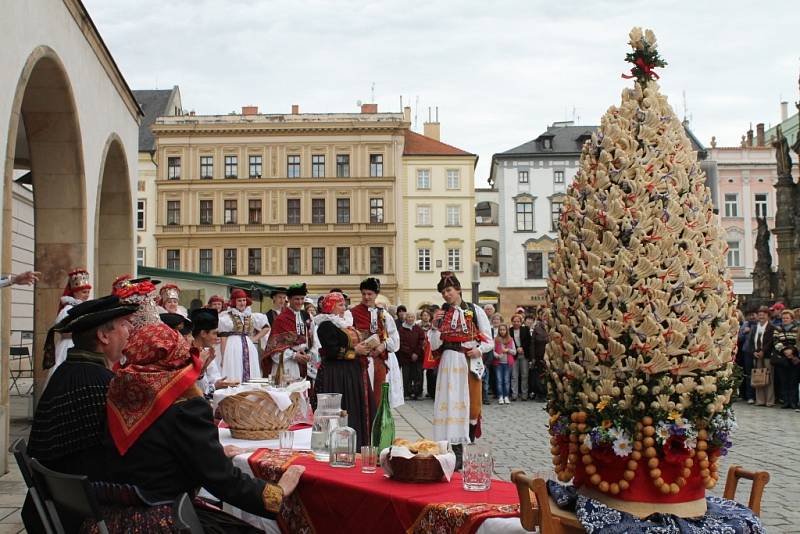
[400,124,477,309]
[151,105,407,300]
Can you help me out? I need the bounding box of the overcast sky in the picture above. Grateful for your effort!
[84,0,799,184]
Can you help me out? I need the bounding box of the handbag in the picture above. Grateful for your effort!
[751,367,770,387]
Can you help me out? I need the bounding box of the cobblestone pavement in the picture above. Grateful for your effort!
[395,397,800,533]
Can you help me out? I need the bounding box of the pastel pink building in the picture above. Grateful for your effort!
[709,142,778,297]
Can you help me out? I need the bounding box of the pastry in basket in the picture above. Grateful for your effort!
[413,440,440,456]
[393,438,411,447]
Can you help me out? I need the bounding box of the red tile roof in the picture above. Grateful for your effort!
[403,130,474,157]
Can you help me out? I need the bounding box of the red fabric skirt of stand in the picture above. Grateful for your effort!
[248,449,520,534]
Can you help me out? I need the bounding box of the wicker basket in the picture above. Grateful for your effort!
[218,389,301,440]
[389,454,445,483]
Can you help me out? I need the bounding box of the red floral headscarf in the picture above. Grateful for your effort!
[107,323,202,455]
[320,292,345,314]
[229,288,252,308]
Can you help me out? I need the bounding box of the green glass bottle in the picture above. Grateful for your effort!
[371,382,395,451]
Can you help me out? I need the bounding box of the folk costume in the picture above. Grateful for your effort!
[156,283,188,317]
[218,289,268,383]
[314,292,374,447]
[105,323,282,533]
[25,296,138,533]
[263,284,311,384]
[191,308,224,397]
[428,272,492,445]
[351,277,402,408]
[45,268,92,374]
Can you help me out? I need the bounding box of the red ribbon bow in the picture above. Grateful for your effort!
[622,57,660,80]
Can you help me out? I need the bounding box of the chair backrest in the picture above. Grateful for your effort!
[511,470,561,533]
[29,458,109,534]
[173,493,205,534]
[10,346,30,358]
[9,439,56,534]
[722,464,770,517]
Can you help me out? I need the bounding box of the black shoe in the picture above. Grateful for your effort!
[482,399,490,405]
[781,405,792,409]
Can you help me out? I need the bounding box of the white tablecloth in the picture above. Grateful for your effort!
[215,428,525,534]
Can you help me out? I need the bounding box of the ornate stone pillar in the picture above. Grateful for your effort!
[772,172,796,304]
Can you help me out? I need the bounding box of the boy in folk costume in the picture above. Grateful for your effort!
[263,283,312,383]
[45,268,92,374]
[351,277,401,407]
[429,272,492,452]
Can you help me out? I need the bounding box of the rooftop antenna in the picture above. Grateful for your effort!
[414,96,419,130]
[370,82,375,103]
[400,95,403,111]
[435,106,439,122]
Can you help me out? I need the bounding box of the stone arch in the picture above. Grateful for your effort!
[95,134,133,293]
[2,46,87,396]
[476,239,499,275]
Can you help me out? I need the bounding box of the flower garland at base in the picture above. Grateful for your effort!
[550,412,731,507]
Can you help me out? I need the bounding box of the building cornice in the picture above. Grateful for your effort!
[63,0,143,122]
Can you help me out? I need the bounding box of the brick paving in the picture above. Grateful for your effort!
[2,390,797,532]
[396,397,800,533]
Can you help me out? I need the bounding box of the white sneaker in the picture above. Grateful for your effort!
[498,398,504,405]
[503,397,509,404]
[747,399,755,405]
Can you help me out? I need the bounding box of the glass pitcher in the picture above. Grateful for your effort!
[311,393,343,461]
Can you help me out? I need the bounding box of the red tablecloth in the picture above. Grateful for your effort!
[248,449,520,534]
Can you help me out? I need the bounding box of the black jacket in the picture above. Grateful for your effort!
[105,396,274,519]
[745,321,775,361]
[509,326,532,360]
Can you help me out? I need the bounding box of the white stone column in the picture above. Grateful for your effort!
[742,174,753,275]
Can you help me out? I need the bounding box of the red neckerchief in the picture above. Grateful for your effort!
[107,323,201,455]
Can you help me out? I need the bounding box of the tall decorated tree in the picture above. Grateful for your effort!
[545,28,739,517]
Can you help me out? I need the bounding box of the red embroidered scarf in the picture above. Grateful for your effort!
[107,323,202,455]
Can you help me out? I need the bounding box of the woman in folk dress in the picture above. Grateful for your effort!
[218,289,269,383]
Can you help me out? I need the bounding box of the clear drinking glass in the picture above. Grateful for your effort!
[361,446,378,473]
[462,443,492,491]
[279,430,294,456]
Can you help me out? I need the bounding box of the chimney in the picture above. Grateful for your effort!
[746,125,754,147]
[291,104,300,114]
[781,101,789,121]
[423,106,441,141]
[241,105,258,116]
[360,103,378,114]
[403,106,411,122]
[756,123,765,147]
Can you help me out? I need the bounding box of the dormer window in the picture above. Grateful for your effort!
[542,138,552,149]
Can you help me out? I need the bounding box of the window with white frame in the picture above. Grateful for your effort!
[754,193,768,218]
[554,170,565,184]
[224,155,238,178]
[136,200,145,230]
[369,198,384,223]
[200,156,213,179]
[726,241,741,267]
[518,170,529,184]
[551,200,564,231]
[446,206,461,226]
[416,205,431,226]
[447,248,461,271]
[516,200,533,231]
[136,248,145,267]
[417,248,431,271]
[724,193,739,217]
[167,157,181,179]
[446,169,460,189]
[416,169,430,189]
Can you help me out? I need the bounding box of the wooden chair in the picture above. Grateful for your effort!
[722,465,770,517]
[9,345,33,395]
[511,470,584,533]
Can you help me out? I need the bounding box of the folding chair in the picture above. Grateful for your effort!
[174,493,205,534]
[9,346,33,395]
[9,439,55,534]
[723,464,770,517]
[28,458,109,534]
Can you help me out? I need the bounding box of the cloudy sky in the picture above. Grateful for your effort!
[84,0,798,184]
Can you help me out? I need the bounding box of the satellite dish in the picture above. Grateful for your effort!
[356,100,362,107]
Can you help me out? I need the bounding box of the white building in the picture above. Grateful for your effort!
[132,87,183,267]
[1,0,141,466]
[474,186,500,307]
[489,121,593,318]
